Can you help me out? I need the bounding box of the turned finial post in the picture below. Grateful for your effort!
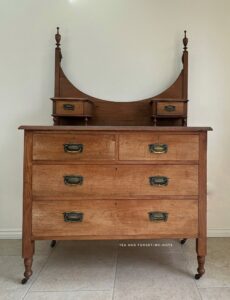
[55,27,61,48]
[183,30,188,51]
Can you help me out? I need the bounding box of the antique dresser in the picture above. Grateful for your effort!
[19,29,212,284]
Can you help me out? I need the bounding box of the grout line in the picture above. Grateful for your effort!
[112,241,119,300]
[22,242,58,299]
[29,290,113,293]
[198,286,230,289]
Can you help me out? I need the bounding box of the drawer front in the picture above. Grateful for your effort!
[157,102,184,116]
[55,101,84,115]
[32,200,198,237]
[32,165,198,198]
[119,134,199,161]
[33,134,116,160]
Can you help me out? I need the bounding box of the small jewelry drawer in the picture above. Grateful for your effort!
[157,102,185,116]
[53,99,93,117]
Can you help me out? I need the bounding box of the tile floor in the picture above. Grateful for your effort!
[0,238,229,300]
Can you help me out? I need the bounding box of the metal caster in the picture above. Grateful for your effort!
[195,273,202,280]
[180,238,187,245]
[50,240,56,248]
[21,278,28,284]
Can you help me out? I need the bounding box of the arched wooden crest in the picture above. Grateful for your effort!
[51,28,188,126]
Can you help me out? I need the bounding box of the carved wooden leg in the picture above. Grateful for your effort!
[50,240,56,248]
[22,239,34,284]
[195,238,206,280]
[21,258,33,284]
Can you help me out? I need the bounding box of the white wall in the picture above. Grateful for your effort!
[0,0,230,238]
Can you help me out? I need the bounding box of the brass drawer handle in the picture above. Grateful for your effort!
[64,143,83,153]
[63,104,75,111]
[148,211,168,222]
[164,105,176,112]
[149,144,168,154]
[63,211,83,222]
[64,175,83,186]
[149,176,168,186]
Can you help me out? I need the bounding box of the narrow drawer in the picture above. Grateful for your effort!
[157,102,184,116]
[32,200,198,238]
[33,134,116,160]
[55,101,84,115]
[119,133,199,161]
[32,165,198,198]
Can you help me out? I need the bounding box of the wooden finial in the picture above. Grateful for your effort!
[183,30,188,51]
[55,27,61,48]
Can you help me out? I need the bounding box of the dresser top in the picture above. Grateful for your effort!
[19,126,212,132]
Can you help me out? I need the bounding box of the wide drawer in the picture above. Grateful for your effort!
[32,200,198,238]
[119,134,199,161]
[33,134,116,160]
[32,165,198,198]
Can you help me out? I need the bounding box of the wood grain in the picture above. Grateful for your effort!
[22,132,34,258]
[32,164,198,198]
[19,126,213,132]
[119,133,199,161]
[32,199,198,238]
[157,102,185,116]
[33,133,116,161]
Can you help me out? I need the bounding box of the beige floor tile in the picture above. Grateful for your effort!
[183,238,230,287]
[113,246,201,300]
[0,255,48,300]
[30,241,118,291]
[24,290,113,300]
[0,240,53,256]
[55,240,118,252]
[199,287,230,300]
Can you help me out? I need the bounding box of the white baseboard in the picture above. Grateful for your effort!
[0,229,230,239]
[207,229,230,237]
[0,229,22,239]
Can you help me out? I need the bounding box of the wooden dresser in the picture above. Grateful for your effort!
[19,126,211,283]
[19,29,212,284]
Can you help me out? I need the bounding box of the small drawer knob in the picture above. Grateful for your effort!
[63,104,75,111]
[164,105,176,112]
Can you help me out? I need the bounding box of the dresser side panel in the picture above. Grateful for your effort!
[22,131,34,258]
